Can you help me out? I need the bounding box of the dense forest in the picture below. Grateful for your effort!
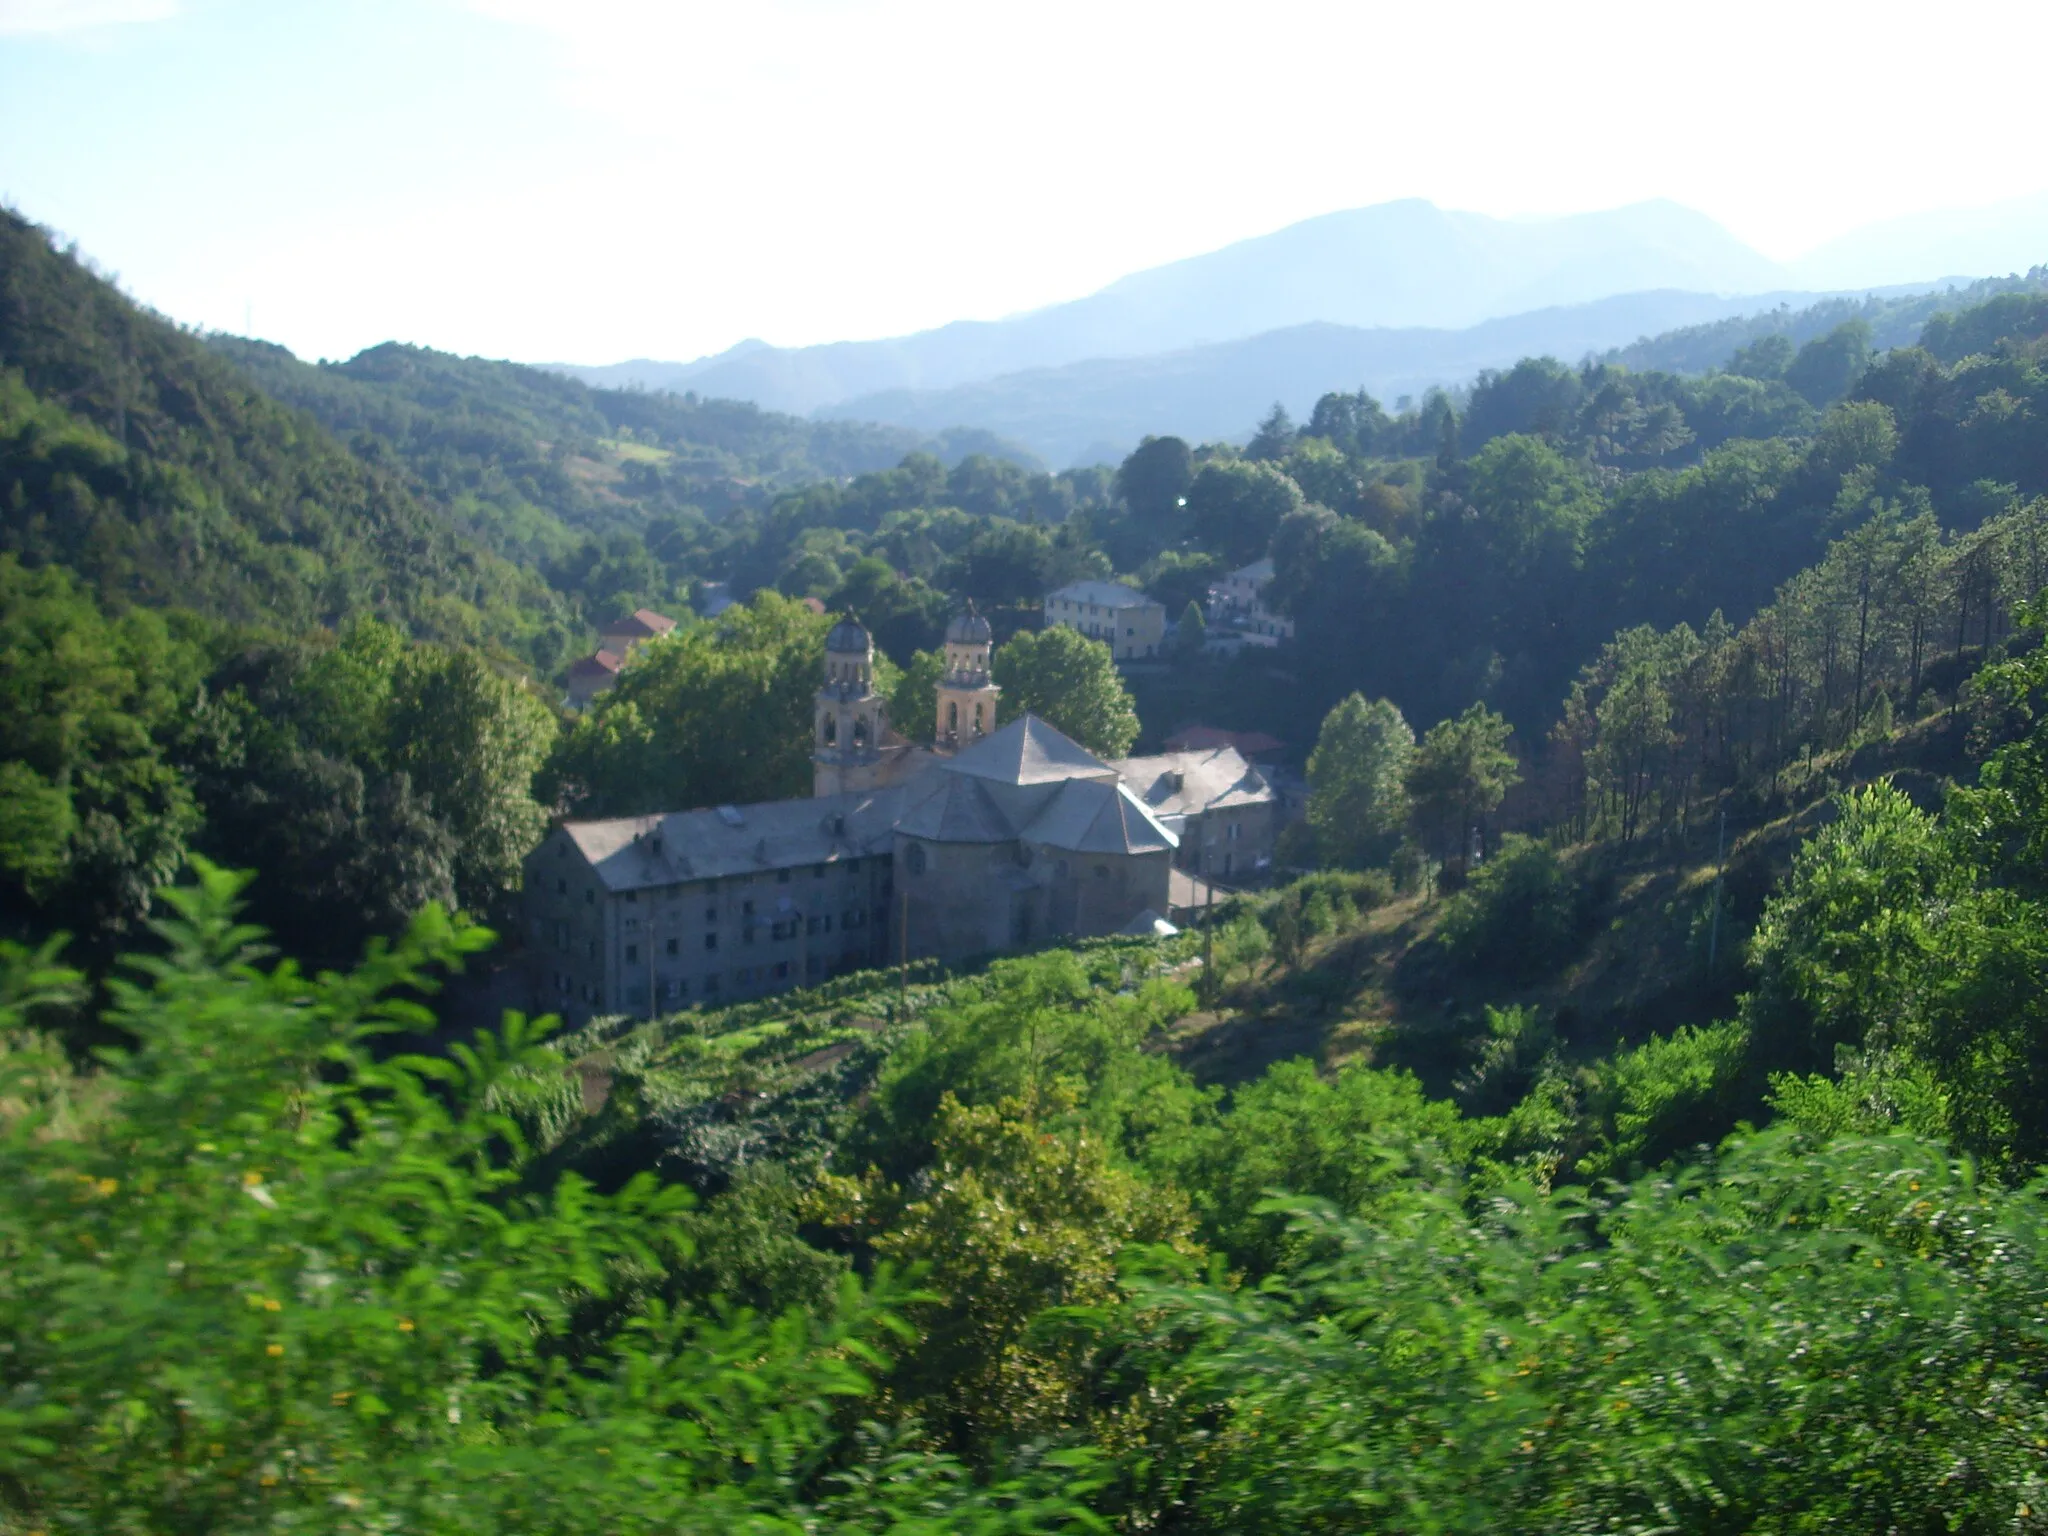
[9,203,2048,1529]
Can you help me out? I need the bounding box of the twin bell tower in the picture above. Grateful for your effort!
[811,604,1000,798]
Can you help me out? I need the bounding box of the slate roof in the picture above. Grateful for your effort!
[894,771,1016,843]
[826,615,872,653]
[946,603,993,644]
[551,713,1178,889]
[1160,725,1285,757]
[945,715,1118,786]
[1021,779,1177,854]
[1113,747,1273,818]
[1045,579,1160,610]
[559,786,907,893]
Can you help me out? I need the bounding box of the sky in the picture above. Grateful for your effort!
[4,0,2047,367]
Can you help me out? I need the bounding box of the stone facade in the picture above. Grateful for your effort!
[1119,746,1278,882]
[934,604,1000,749]
[524,609,1276,1022]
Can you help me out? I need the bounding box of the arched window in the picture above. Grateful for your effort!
[822,714,836,746]
[973,702,985,734]
[852,717,870,747]
[947,700,958,733]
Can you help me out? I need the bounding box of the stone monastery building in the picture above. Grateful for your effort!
[525,608,1276,1022]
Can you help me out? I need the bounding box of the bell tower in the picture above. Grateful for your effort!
[814,615,892,797]
[935,603,1000,750]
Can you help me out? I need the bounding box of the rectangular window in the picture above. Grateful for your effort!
[555,877,566,895]
[742,899,755,917]
[665,937,678,956]
[704,975,721,995]
[704,933,718,951]
[625,944,638,963]
[585,889,594,905]
[705,907,717,924]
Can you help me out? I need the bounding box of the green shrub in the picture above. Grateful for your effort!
[1436,834,1586,980]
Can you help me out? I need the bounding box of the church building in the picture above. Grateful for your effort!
[523,607,1275,1022]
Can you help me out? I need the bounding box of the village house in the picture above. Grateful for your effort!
[525,608,1276,1022]
[1205,557,1295,647]
[1043,579,1166,661]
[565,607,678,708]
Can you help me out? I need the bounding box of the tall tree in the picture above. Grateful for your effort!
[1404,704,1519,878]
[387,647,556,911]
[991,625,1140,757]
[1246,403,1297,462]
[1184,461,1306,568]
[1305,694,1414,868]
[542,593,831,818]
[1115,435,1195,523]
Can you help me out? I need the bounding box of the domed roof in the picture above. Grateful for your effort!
[946,604,992,645]
[825,614,872,655]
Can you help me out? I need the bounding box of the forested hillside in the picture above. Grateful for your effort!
[0,209,562,651]
[1605,268,2048,375]
[9,198,2048,1530]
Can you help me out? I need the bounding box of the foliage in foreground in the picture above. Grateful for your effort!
[0,863,1089,1534]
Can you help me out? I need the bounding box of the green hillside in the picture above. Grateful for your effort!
[1605,267,2048,375]
[11,204,2048,1530]
[0,209,562,651]
[209,335,1041,580]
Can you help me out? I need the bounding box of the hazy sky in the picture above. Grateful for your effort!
[4,0,2045,366]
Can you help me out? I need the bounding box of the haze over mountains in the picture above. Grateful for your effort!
[556,195,2048,466]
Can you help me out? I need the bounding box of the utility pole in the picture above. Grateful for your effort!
[899,886,910,1000]
[1202,876,1216,1006]
[1708,808,1727,972]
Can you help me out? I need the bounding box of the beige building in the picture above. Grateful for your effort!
[524,608,1276,1021]
[1206,558,1294,647]
[1043,580,1166,661]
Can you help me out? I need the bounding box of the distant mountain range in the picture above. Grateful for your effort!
[808,292,1840,468]
[560,200,1788,415]
[553,194,2048,466]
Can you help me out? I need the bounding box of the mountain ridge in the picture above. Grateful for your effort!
[552,198,1797,416]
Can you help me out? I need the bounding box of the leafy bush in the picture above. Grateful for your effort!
[1435,834,1588,980]
[1123,1125,2048,1534]
[0,863,1089,1533]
